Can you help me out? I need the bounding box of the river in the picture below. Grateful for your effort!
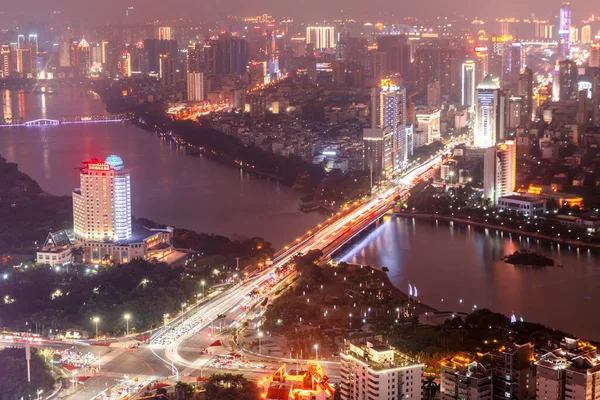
[0,88,323,248]
[337,215,600,340]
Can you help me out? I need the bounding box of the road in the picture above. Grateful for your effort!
[62,154,445,399]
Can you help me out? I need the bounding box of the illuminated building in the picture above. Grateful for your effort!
[143,39,177,74]
[340,339,423,400]
[248,61,267,85]
[36,230,75,267]
[290,37,307,57]
[440,353,492,400]
[247,94,266,120]
[306,26,335,50]
[261,362,334,400]
[507,96,523,130]
[581,25,592,43]
[376,34,410,80]
[462,60,476,111]
[158,26,172,40]
[474,75,502,148]
[483,140,516,206]
[17,34,25,49]
[590,44,600,68]
[371,79,407,169]
[413,42,459,100]
[518,67,534,126]
[570,26,579,43]
[16,48,32,74]
[536,338,600,400]
[118,52,131,77]
[427,81,441,107]
[498,195,546,216]
[415,108,441,144]
[0,46,10,78]
[187,71,205,101]
[186,43,201,73]
[363,127,392,174]
[559,2,571,58]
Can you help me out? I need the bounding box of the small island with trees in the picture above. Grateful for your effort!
[503,250,559,268]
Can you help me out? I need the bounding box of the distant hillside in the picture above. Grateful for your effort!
[0,156,72,254]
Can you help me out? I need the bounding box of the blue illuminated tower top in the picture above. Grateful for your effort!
[105,155,124,171]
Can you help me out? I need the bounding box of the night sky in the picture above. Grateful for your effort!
[0,0,596,25]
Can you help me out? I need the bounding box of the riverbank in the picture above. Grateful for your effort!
[395,212,600,251]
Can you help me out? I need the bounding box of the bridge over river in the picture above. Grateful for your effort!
[0,113,133,128]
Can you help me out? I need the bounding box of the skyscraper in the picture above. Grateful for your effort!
[159,53,176,92]
[73,155,132,243]
[518,67,534,126]
[187,71,205,102]
[203,34,249,76]
[371,79,407,169]
[474,75,501,148]
[559,2,571,58]
[483,141,516,206]
[306,26,335,50]
[376,34,411,81]
[558,59,578,101]
[462,60,476,111]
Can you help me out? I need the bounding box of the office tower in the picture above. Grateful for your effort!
[363,127,393,174]
[158,26,172,40]
[305,26,335,50]
[581,25,592,43]
[101,41,109,64]
[16,48,32,74]
[559,2,571,58]
[440,354,492,400]
[73,155,132,243]
[536,338,600,400]
[118,52,131,77]
[474,75,502,148]
[366,50,387,82]
[340,339,423,400]
[508,96,523,130]
[371,79,407,170]
[0,46,10,78]
[518,67,534,126]
[376,34,411,81]
[290,37,307,57]
[558,59,578,101]
[143,39,178,74]
[483,141,516,206]
[77,39,90,75]
[28,34,38,55]
[415,108,441,144]
[187,71,205,101]
[462,60,476,111]
[58,42,70,67]
[187,43,201,72]
[203,34,249,76]
[17,34,25,49]
[160,53,175,92]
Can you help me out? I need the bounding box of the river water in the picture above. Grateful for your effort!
[0,88,323,248]
[338,215,600,340]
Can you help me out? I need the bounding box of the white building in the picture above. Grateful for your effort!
[483,141,516,206]
[306,26,335,50]
[462,60,476,112]
[73,155,132,243]
[415,108,441,144]
[36,230,75,267]
[340,339,423,400]
[474,75,502,148]
[187,71,205,102]
[498,194,546,216]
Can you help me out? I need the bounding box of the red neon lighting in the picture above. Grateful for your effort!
[88,163,110,171]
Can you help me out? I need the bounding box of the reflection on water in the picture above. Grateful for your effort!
[0,89,323,248]
[338,216,600,340]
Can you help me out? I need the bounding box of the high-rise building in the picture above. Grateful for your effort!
[507,96,523,130]
[0,46,10,78]
[187,71,205,101]
[159,53,176,92]
[415,108,441,144]
[143,39,178,74]
[427,81,441,107]
[518,67,534,126]
[158,26,172,40]
[203,34,249,76]
[483,140,516,206]
[340,339,423,400]
[581,25,592,43]
[73,155,132,243]
[118,52,131,77]
[363,127,393,174]
[77,39,91,75]
[536,338,600,400]
[306,26,335,50]
[474,75,502,148]
[187,43,202,73]
[16,48,32,74]
[559,2,571,58]
[558,59,578,101]
[371,79,407,169]
[488,343,536,400]
[462,60,476,111]
[413,42,459,100]
[376,34,411,81]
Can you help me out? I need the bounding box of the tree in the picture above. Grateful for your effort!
[69,246,84,263]
[0,347,55,399]
[203,374,260,400]
[422,376,439,400]
[172,381,195,400]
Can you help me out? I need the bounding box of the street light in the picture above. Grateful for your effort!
[201,280,205,298]
[92,317,100,339]
[181,302,186,317]
[314,344,319,360]
[258,331,263,355]
[124,314,131,336]
[348,313,352,329]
